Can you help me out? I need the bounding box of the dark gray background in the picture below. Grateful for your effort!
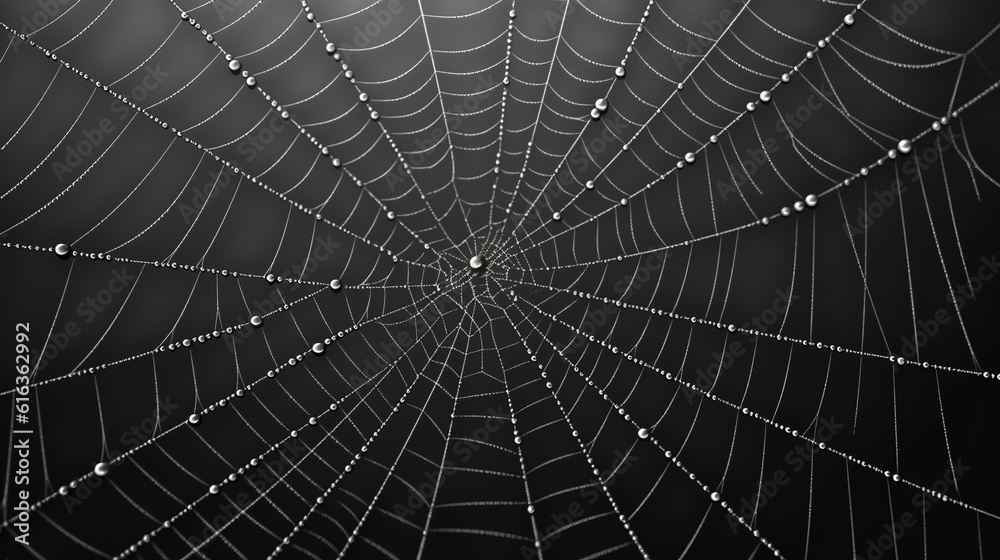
[2,0,1000,559]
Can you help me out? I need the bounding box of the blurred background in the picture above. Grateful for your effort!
[2,0,1000,558]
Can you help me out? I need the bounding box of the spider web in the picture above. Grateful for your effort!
[2,0,1000,558]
